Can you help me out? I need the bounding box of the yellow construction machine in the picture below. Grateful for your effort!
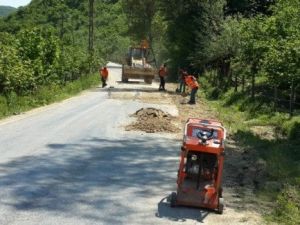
[122,40,157,84]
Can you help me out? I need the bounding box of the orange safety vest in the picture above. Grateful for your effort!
[159,67,167,77]
[100,68,108,79]
[185,75,199,89]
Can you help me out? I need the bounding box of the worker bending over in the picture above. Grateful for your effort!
[185,74,199,104]
[158,64,167,91]
[100,66,109,88]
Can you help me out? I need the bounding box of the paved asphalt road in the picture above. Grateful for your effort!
[0,64,206,225]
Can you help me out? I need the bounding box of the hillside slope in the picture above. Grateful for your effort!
[0,0,129,62]
[0,0,130,98]
[0,5,16,17]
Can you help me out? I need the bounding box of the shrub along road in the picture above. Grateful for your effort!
[0,65,264,225]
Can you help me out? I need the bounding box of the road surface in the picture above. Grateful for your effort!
[0,64,194,225]
[0,63,263,225]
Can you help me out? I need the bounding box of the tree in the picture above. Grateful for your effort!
[261,0,300,115]
[121,0,157,44]
[239,17,267,99]
[88,0,94,55]
[226,0,275,16]
[158,0,226,75]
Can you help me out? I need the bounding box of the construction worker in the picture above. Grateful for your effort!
[185,74,199,104]
[158,63,167,91]
[179,69,188,93]
[100,66,109,88]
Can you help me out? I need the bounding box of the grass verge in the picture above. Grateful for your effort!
[199,76,300,224]
[0,73,100,120]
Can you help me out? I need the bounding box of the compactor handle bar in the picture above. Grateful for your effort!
[184,122,227,140]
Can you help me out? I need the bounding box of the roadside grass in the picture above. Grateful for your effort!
[0,73,100,120]
[199,77,300,224]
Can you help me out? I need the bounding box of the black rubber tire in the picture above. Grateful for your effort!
[219,187,223,198]
[170,192,177,208]
[217,197,224,214]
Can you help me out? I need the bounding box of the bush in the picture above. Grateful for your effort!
[0,73,100,120]
[270,185,300,225]
[282,117,300,141]
[0,95,8,117]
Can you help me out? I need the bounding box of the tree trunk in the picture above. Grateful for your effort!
[88,0,94,73]
[226,62,231,89]
[251,64,257,99]
[60,10,65,53]
[289,79,295,117]
[242,74,245,93]
[251,73,255,99]
[148,32,157,68]
[88,0,94,54]
[214,70,218,87]
[274,86,278,111]
[234,72,238,92]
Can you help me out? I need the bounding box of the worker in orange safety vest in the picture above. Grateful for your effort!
[100,66,109,88]
[185,74,199,104]
[158,63,167,91]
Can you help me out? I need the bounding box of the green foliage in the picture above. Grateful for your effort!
[121,0,167,67]
[158,0,227,71]
[261,0,300,87]
[282,117,300,140]
[226,0,275,16]
[0,33,35,94]
[17,28,61,85]
[0,0,129,95]
[95,1,130,63]
[201,70,300,223]
[270,185,300,225]
[0,73,99,119]
[0,28,61,94]
[240,0,299,85]
[0,0,299,223]
[121,0,156,41]
[190,0,299,107]
[205,17,241,63]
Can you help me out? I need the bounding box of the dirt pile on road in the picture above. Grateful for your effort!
[126,108,179,133]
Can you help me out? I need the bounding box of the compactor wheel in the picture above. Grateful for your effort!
[170,192,177,208]
[217,197,224,214]
[219,187,223,198]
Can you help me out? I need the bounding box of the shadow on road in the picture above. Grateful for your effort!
[156,196,210,223]
[93,86,179,97]
[0,136,208,223]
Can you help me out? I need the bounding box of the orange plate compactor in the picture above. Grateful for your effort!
[171,118,226,214]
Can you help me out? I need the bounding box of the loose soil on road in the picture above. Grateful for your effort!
[125,107,179,133]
